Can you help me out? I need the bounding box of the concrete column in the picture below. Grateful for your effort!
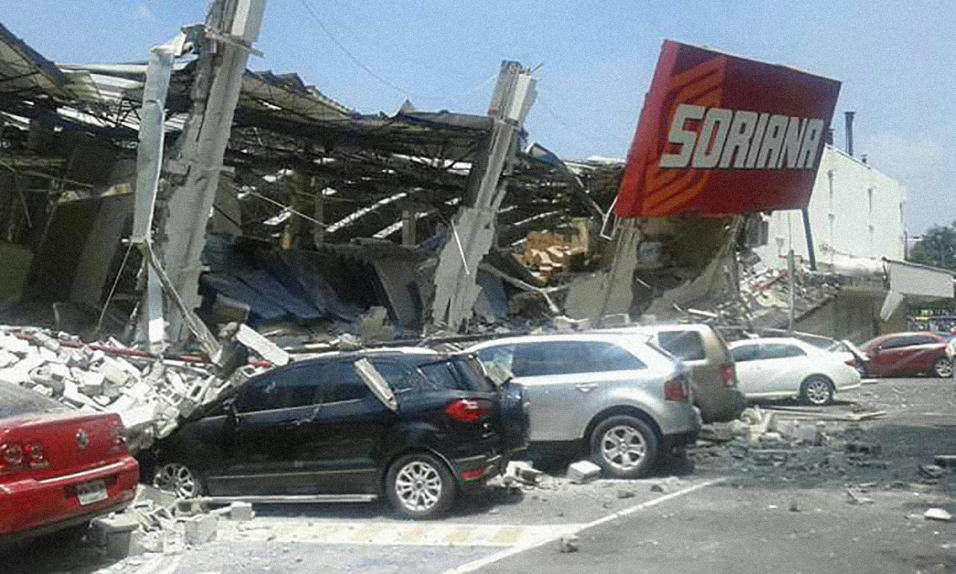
[154,0,265,342]
[428,61,536,331]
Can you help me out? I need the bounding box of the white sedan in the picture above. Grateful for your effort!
[728,337,862,405]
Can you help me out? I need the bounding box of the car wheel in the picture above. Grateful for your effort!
[589,415,659,479]
[933,357,952,378]
[801,376,834,406]
[386,453,455,519]
[153,462,203,499]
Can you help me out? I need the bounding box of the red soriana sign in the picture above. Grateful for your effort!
[616,40,841,218]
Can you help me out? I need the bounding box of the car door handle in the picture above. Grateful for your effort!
[575,383,599,393]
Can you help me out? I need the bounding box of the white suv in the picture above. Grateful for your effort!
[468,333,700,478]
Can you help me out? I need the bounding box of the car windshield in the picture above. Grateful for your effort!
[0,382,70,420]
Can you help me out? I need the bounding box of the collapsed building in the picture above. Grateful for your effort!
[1,1,952,400]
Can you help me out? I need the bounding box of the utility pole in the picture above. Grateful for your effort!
[149,0,266,346]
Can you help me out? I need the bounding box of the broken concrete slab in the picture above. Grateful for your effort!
[924,508,953,522]
[919,464,946,479]
[567,460,601,484]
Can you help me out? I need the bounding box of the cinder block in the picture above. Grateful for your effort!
[184,514,217,545]
[567,460,601,484]
[227,501,254,521]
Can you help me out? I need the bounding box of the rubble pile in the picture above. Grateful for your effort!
[0,326,260,452]
[696,407,892,480]
[92,486,256,558]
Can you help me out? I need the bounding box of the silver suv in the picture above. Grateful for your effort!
[468,333,700,478]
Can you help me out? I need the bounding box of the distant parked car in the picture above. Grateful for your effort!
[145,349,527,519]
[859,332,952,378]
[728,338,862,405]
[0,382,139,542]
[596,324,746,423]
[468,333,700,479]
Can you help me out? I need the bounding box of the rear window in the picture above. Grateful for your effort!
[417,358,494,393]
[760,343,806,359]
[0,382,69,419]
[657,331,706,361]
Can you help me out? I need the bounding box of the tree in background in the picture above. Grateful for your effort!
[910,222,956,271]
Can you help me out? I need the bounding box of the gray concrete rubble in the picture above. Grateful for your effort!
[566,460,602,484]
[87,484,266,559]
[0,325,272,452]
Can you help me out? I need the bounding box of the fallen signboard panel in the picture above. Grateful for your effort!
[616,40,841,218]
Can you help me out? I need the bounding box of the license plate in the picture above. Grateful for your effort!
[76,480,108,506]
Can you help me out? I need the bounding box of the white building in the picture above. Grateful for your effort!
[752,145,951,341]
[755,145,905,270]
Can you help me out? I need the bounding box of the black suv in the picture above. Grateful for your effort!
[144,349,527,518]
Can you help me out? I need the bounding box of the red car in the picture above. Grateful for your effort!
[0,382,139,542]
[859,332,952,378]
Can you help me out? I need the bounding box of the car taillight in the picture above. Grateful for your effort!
[845,358,857,367]
[446,399,490,423]
[1,443,23,468]
[107,419,128,452]
[721,364,735,387]
[664,378,689,401]
[0,441,47,473]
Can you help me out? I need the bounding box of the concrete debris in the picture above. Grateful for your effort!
[919,465,946,480]
[616,489,636,499]
[845,489,874,505]
[184,514,219,545]
[0,325,254,454]
[567,460,602,484]
[924,508,953,522]
[650,477,683,493]
[558,534,580,553]
[507,460,544,485]
[934,455,956,469]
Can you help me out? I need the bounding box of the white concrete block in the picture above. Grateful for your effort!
[567,460,601,484]
[925,508,953,522]
[99,357,130,385]
[227,502,254,521]
[184,514,217,545]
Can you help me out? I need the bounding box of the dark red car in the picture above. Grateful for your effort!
[0,382,139,542]
[859,332,952,378]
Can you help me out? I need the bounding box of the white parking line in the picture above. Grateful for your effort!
[445,477,726,574]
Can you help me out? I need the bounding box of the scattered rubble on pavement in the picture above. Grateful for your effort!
[88,485,260,560]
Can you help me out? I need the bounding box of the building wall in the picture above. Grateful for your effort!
[754,146,905,268]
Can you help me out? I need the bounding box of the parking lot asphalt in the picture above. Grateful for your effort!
[4,377,954,574]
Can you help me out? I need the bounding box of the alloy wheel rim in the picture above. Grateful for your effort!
[395,461,442,512]
[806,380,830,404]
[600,425,646,470]
[154,463,199,498]
[936,360,953,377]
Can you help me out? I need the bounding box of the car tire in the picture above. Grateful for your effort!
[933,357,952,378]
[589,415,659,479]
[153,462,204,499]
[801,376,834,406]
[386,452,456,519]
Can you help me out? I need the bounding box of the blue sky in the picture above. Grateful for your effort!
[2,0,953,233]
